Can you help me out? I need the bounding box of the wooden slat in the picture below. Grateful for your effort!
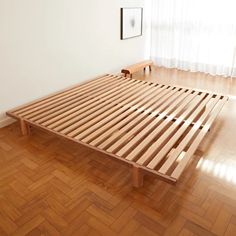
[43,77,139,129]
[110,89,195,155]
[144,93,212,169]
[69,81,157,138]
[7,74,109,116]
[77,84,165,142]
[22,75,125,120]
[138,92,210,167]
[14,74,114,116]
[96,86,178,150]
[55,80,149,135]
[30,75,124,122]
[158,95,222,175]
[28,76,134,123]
[170,96,228,179]
[124,91,203,162]
[85,84,171,146]
[7,74,227,186]
[107,88,190,154]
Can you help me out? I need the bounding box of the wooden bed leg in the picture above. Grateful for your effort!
[149,65,152,72]
[132,166,143,188]
[20,120,30,136]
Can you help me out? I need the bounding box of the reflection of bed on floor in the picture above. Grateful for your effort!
[7,74,228,187]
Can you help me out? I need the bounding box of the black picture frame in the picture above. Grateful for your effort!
[121,7,143,40]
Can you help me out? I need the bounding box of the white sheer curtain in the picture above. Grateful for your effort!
[150,0,236,77]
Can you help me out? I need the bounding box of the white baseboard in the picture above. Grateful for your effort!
[0,117,16,128]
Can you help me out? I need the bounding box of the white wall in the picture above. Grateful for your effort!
[0,0,148,127]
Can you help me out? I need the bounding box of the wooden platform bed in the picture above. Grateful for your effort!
[7,74,228,187]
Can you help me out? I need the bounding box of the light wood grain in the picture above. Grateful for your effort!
[121,60,153,78]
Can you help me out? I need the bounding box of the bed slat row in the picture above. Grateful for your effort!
[7,74,228,185]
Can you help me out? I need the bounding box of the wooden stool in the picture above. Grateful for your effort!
[121,60,154,78]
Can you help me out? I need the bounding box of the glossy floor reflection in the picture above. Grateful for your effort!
[196,158,236,185]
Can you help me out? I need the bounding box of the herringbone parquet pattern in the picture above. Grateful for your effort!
[0,121,236,236]
[1,67,236,236]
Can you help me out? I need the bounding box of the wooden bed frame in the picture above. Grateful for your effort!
[7,74,228,187]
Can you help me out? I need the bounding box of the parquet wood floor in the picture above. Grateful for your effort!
[1,67,236,235]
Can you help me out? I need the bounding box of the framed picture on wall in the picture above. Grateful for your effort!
[121,7,143,40]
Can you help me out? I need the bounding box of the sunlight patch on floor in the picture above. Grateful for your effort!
[196,157,236,184]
